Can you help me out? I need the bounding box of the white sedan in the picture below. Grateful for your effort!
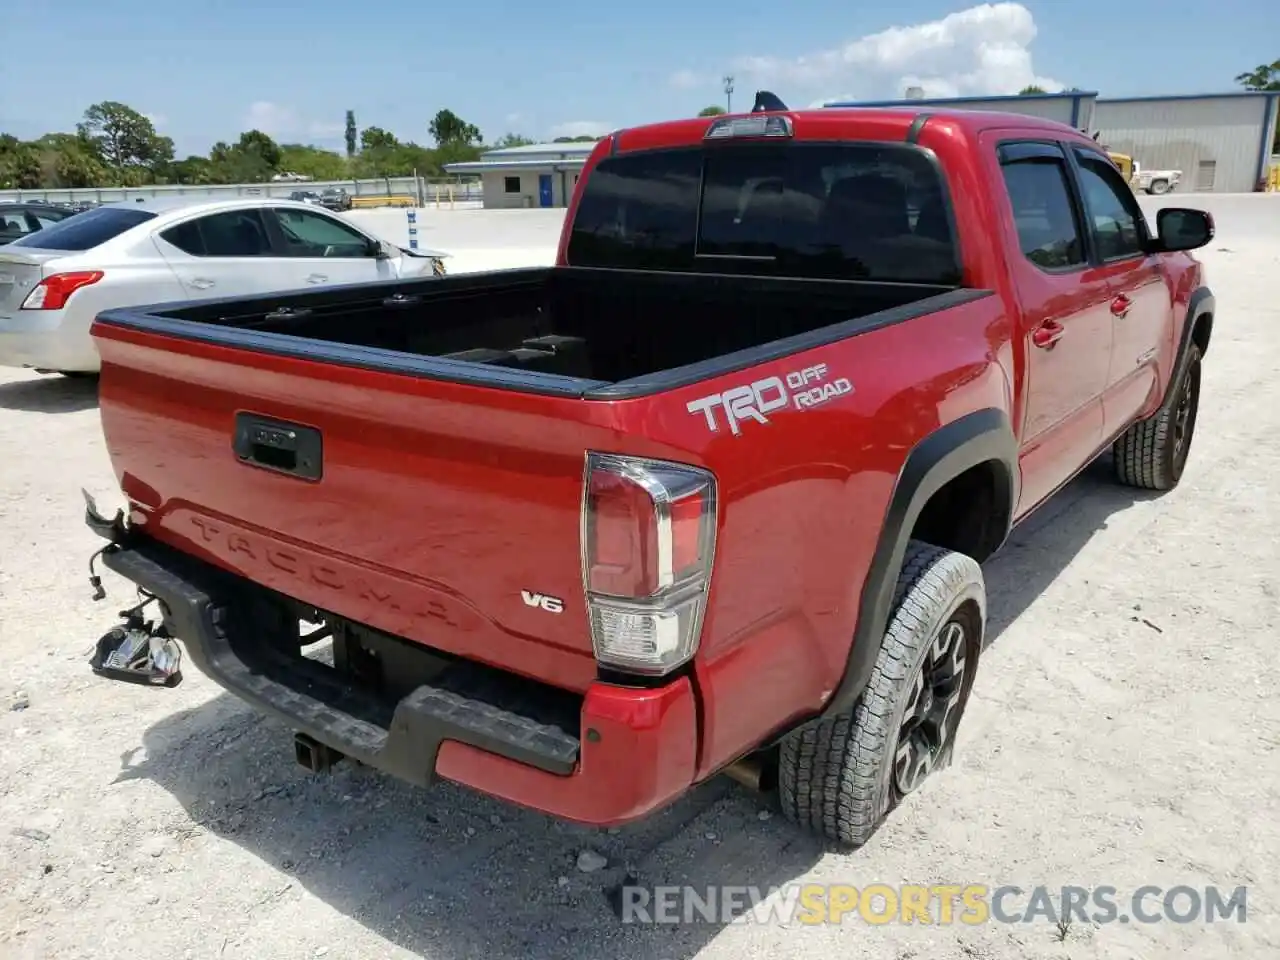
[0,196,449,375]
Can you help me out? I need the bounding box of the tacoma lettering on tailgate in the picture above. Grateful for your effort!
[686,363,854,435]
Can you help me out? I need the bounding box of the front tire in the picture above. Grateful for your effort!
[1148,179,1170,195]
[1113,344,1201,490]
[778,541,985,848]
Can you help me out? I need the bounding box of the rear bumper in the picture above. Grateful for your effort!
[97,535,700,826]
[0,311,99,372]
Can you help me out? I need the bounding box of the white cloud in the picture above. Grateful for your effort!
[549,120,614,139]
[242,102,343,142]
[669,69,707,91]
[244,101,298,135]
[688,3,1062,104]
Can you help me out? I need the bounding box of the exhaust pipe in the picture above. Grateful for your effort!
[722,756,766,791]
[294,733,343,774]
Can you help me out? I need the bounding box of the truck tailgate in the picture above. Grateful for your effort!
[94,323,620,693]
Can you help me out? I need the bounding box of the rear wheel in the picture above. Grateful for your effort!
[1113,344,1201,490]
[778,541,985,848]
[1148,178,1171,195]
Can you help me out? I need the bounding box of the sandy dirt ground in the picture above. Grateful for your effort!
[1,196,1278,960]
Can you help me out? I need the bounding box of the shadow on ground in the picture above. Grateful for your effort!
[122,453,1159,958]
[0,374,98,412]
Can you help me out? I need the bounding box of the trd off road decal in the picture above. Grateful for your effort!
[686,363,854,435]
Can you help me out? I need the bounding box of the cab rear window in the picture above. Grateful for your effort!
[567,142,961,284]
[10,206,156,251]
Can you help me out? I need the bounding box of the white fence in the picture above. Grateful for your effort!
[0,175,483,205]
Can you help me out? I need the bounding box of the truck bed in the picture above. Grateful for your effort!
[102,266,972,397]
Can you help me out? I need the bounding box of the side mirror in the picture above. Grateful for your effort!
[1153,208,1214,252]
[368,238,391,259]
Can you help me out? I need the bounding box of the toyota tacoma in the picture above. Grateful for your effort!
[81,96,1215,847]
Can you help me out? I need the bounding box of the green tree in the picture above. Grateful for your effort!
[344,110,358,158]
[236,129,281,169]
[1235,60,1280,152]
[1018,85,1047,95]
[552,135,600,143]
[33,133,107,187]
[171,155,215,185]
[278,144,348,181]
[698,105,727,116]
[76,100,172,175]
[429,109,481,147]
[0,135,43,189]
[493,133,534,148]
[1235,60,1280,90]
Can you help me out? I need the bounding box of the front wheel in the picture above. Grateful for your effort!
[1148,179,1171,195]
[778,541,985,848]
[1113,344,1201,490]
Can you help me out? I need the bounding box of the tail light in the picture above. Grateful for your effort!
[21,271,104,310]
[582,452,717,676]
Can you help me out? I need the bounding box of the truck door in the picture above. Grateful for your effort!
[1067,145,1174,438]
[990,138,1114,515]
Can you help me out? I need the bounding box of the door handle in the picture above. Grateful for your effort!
[1032,320,1065,349]
[1110,294,1132,318]
[306,273,328,284]
[189,277,215,290]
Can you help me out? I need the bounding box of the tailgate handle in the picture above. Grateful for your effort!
[233,413,323,481]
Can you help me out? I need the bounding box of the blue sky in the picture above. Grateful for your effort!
[1,0,1274,154]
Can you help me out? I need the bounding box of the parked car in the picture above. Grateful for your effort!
[0,202,78,245]
[80,102,1214,848]
[1133,164,1183,195]
[288,190,323,206]
[0,197,449,375]
[319,187,352,211]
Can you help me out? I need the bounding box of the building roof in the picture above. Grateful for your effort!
[481,141,598,159]
[1096,91,1280,103]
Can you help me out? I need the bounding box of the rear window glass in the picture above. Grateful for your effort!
[567,143,960,283]
[10,206,156,251]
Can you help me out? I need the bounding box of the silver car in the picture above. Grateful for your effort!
[0,197,449,375]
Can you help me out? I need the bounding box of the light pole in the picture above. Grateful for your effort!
[723,75,735,114]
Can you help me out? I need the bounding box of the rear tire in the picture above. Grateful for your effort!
[1113,345,1201,490]
[778,541,985,848]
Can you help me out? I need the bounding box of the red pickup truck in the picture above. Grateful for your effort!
[82,100,1215,848]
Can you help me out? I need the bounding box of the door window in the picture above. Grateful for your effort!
[271,207,372,257]
[1073,149,1148,261]
[996,146,1086,272]
[160,209,274,257]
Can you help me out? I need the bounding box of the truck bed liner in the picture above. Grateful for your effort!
[96,266,985,398]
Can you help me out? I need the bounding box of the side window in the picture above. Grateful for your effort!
[160,210,273,257]
[271,208,372,258]
[997,149,1085,272]
[0,211,34,241]
[1073,150,1146,261]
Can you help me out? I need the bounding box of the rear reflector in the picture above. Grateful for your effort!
[21,271,104,310]
[582,453,717,676]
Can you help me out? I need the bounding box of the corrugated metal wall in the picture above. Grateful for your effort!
[1094,97,1270,193]
[932,97,1078,125]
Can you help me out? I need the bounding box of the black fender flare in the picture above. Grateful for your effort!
[817,407,1019,721]
[1169,287,1214,397]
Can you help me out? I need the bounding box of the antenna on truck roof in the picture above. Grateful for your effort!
[752,90,789,112]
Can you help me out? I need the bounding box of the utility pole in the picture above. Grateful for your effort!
[723,75,735,114]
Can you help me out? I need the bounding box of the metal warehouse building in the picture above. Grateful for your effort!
[444,142,593,209]
[1093,93,1279,194]
[823,90,1100,139]
[823,90,1279,193]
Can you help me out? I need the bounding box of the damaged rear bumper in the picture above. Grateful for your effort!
[89,520,700,826]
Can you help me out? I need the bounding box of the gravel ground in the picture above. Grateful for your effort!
[1,196,1278,960]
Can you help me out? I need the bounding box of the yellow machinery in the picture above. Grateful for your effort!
[1107,152,1135,183]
